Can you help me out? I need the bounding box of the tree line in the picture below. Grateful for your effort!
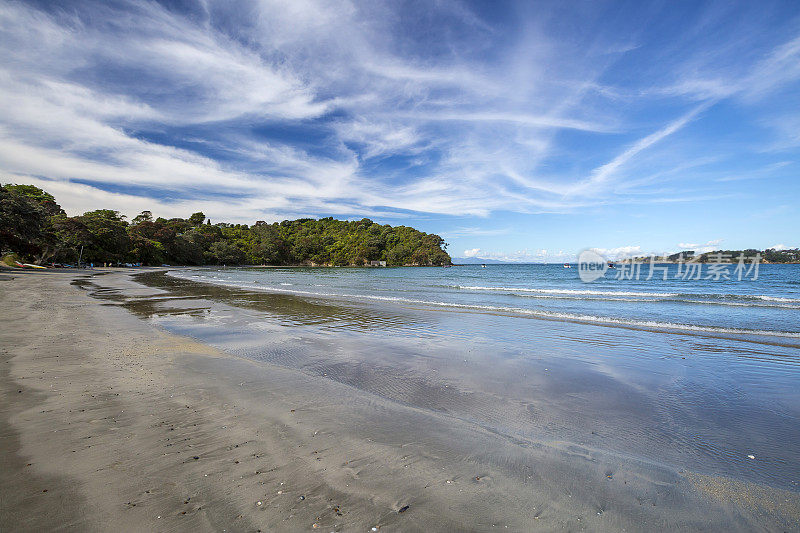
[0,184,451,266]
[664,249,800,263]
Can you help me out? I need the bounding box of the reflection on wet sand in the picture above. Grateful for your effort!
[76,269,800,528]
[77,271,425,332]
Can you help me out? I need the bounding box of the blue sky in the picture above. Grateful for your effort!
[1,0,799,261]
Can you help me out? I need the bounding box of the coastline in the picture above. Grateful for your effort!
[2,269,799,532]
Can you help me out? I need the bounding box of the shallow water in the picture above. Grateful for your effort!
[82,267,800,496]
[168,263,800,338]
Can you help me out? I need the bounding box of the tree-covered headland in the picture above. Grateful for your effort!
[0,184,451,266]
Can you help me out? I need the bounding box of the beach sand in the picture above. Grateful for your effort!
[1,269,798,532]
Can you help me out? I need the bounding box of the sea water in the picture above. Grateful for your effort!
[117,264,800,491]
[169,263,800,338]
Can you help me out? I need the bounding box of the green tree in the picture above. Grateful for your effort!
[1,185,452,266]
[188,212,206,226]
[70,210,130,264]
[0,184,64,262]
[132,210,153,225]
[207,240,245,264]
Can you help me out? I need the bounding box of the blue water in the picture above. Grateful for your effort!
[169,264,800,338]
[119,266,800,492]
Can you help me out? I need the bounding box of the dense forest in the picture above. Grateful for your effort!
[0,184,451,267]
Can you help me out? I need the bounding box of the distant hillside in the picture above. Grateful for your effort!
[0,184,451,267]
[629,248,800,264]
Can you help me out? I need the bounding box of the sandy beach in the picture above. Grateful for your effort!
[5,0,800,530]
[2,269,799,532]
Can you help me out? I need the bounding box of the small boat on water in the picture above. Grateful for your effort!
[481,264,486,268]
[608,262,616,269]
[563,263,572,268]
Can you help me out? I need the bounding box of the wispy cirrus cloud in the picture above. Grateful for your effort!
[0,0,799,229]
[442,227,512,238]
[573,102,714,194]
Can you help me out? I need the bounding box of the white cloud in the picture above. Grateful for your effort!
[442,227,511,238]
[739,35,800,102]
[589,246,643,260]
[395,111,614,133]
[334,118,423,159]
[462,248,481,257]
[573,102,713,194]
[0,0,626,220]
[676,239,723,253]
[1,0,799,224]
[455,248,573,263]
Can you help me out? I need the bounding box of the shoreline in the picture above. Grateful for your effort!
[2,270,799,531]
[161,268,800,347]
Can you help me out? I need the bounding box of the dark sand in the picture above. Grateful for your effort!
[1,269,798,532]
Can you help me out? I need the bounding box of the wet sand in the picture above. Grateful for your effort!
[1,269,798,532]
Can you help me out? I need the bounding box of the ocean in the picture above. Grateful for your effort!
[110,264,800,494]
[168,263,800,338]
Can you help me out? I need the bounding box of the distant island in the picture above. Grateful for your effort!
[626,249,800,264]
[0,184,451,267]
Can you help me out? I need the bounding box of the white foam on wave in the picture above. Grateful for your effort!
[753,295,800,303]
[458,285,800,305]
[674,298,800,309]
[513,294,654,303]
[511,293,800,309]
[355,294,800,337]
[457,285,679,298]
